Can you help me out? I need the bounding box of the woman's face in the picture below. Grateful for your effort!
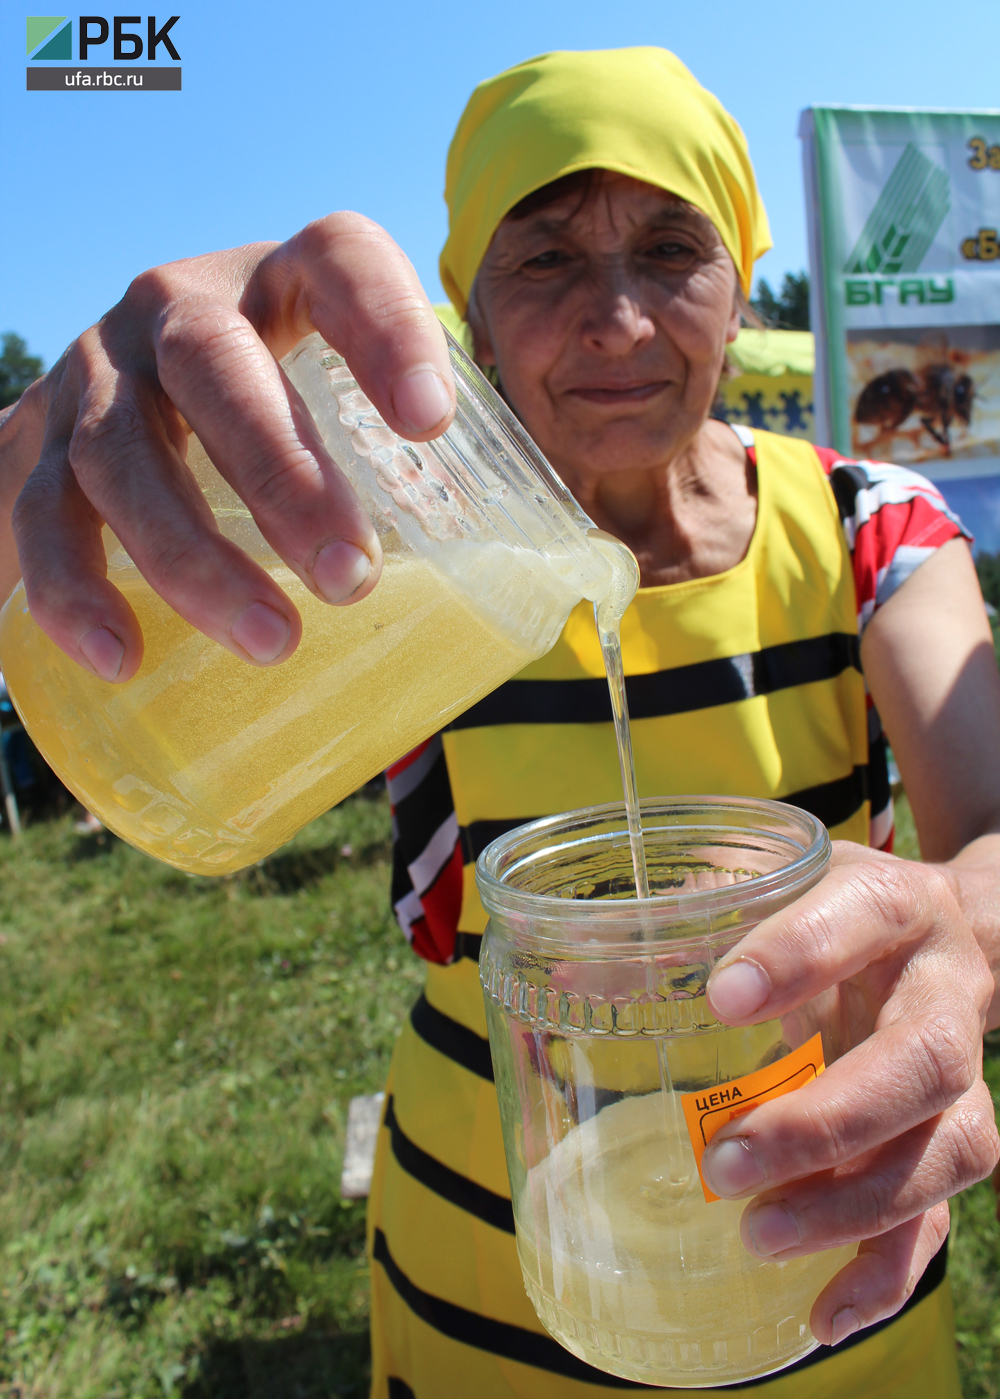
[469,172,741,488]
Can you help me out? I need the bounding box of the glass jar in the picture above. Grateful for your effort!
[477,797,856,1388]
[0,333,615,875]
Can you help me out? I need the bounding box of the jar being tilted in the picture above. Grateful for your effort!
[0,335,616,874]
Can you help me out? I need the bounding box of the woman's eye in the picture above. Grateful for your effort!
[649,241,695,260]
[522,249,569,270]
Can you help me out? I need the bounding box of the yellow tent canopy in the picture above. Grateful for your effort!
[726,328,814,378]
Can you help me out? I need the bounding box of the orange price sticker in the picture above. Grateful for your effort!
[681,1032,826,1203]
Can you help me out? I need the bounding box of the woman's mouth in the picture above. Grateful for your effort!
[566,381,668,405]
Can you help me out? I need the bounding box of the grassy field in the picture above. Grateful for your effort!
[0,788,997,1396]
[0,788,421,1397]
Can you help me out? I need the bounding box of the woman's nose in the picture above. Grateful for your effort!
[580,285,656,355]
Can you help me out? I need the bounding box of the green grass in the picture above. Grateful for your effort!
[0,789,421,1397]
[0,790,998,1395]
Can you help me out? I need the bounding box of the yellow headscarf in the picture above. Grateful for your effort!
[440,47,771,317]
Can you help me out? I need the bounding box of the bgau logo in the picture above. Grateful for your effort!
[26,15,181,62]
[844,144,950,278]
[842,144,954,309]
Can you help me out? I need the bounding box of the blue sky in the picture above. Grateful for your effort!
[3,0,1000,371]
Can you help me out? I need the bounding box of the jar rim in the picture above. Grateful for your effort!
[475,796,830,947]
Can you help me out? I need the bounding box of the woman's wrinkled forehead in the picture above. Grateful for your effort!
[496,174,719,246]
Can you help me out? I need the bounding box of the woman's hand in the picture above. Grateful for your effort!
[0,214,455,681]
[702,841,998,1346]
[701,538,1000,1347]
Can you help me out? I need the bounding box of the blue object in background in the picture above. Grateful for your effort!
[1,728,36,792]
[934,477,1000,557]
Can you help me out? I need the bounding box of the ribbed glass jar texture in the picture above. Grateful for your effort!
[0,333,612,875]
[477,797,856,1388]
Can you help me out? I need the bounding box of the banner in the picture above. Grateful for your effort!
[801,105,1000,550]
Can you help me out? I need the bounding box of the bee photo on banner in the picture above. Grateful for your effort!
[847,325,1000,465]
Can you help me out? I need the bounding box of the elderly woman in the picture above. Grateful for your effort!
[2,45,999,1399]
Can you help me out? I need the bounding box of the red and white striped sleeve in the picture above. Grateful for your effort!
[385,736,464,964]
[812,448,971,633]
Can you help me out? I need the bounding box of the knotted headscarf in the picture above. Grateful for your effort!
[440,47,771,317]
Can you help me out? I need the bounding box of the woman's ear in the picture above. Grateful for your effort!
[727,280,747,345]
[725,297,742,345]
[731,273,763,342]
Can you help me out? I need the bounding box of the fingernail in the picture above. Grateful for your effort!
[709,959,771,1020]
[746,1202,800,1256]
[312,540,372,603]
[391,366,452,434]
[830,1307,860,1346]
[79,626,124,681]
[231,602,291,664]
[702,1137,766,1197]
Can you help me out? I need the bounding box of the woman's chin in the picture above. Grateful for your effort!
[543,416,706,483]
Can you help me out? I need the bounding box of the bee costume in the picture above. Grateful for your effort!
[367,48,964,1399]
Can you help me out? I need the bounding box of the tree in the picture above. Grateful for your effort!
[975,551,1000,612]
[974,553,1000,670]
[751,272,810,331]
[0,333,44,410]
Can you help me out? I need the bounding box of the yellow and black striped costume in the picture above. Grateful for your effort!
[370,430,962,1398]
